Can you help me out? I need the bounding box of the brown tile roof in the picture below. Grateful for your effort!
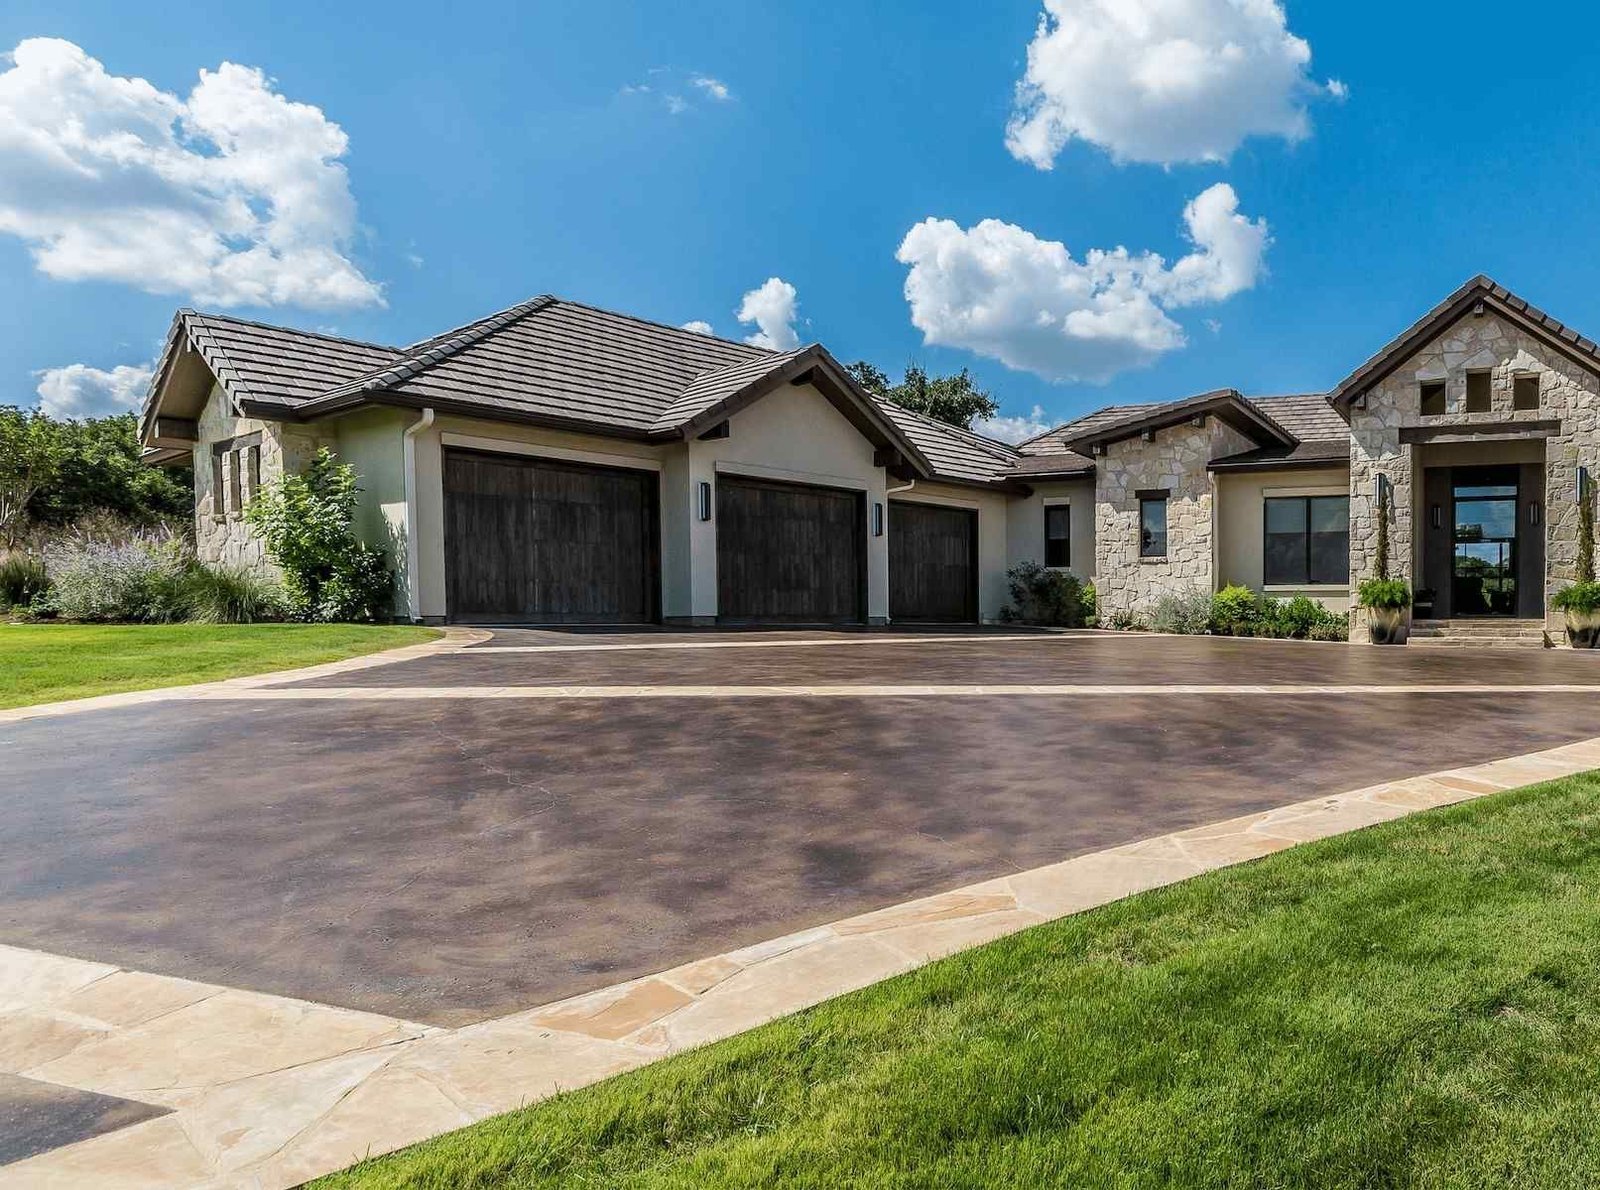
[301,297,773,433]
[875,400,1023,486]
[1208,438,1350,472]
[1246,393,1348,442]
[164,311,401,414]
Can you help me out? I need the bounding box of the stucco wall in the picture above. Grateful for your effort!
[1215,467,1353,611]
[1348,308,1600,632]
[1006,480,1097,588]
[891,481,1010,621]
[332,408,412,616]
[1094,418,1255,620]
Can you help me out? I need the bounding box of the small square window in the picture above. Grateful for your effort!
[1464,370,1492,413]
[1420,379,1447,416]
[1139,497,1168,559]
[1044,505,1070,567]
[1513,374,1540,411]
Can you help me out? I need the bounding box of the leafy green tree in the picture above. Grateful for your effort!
[0,408,65,547]
[847,362,999,429]
[244,447,393,622]
[30,413,191,527]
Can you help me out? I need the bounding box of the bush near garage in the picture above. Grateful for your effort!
[244,448,393,623]
[998,561,1094,627]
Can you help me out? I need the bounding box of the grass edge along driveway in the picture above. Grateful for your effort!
[0,623,440,709]
[318,769,1600,1189]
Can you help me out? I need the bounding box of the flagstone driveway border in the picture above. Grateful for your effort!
[4,735,1598,1189]
[0,628,490,724]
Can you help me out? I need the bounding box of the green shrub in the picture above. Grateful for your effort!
[1150,589,1213,634]
[1209,584,1260,635]
[998,561,1090,627]
[0,553,49,610]
[1205,585,1348,640]
[1357,577,1411,610]
[43,534,190,622]
[1553,581,1600,615]
[1278,595,1331,639]
[38,530,284,623]
[245,449,393,622]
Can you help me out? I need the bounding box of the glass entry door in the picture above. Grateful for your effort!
[1452,469,1519,616]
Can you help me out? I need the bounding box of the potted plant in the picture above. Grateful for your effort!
[1358,475,1410,644]
[1554,474,1600,647]
[1359,577,1412,644]
[1553,582,1600,648]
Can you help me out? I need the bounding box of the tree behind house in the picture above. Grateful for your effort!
[847,362,999,430]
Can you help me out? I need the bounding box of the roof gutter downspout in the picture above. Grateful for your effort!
[402,407,435,623]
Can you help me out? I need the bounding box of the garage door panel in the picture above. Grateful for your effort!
[444,449,657,624]
[890,501,977,623]
[717,476,864,623]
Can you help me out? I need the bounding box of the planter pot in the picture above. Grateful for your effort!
[1368,606,1409,646]
[1566,609,1600,649]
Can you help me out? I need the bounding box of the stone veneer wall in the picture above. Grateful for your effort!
[192,383,334,571]
[1094,417,1255,620]
[1348,309,1600,634]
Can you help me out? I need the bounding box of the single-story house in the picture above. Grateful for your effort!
[139,275,1600,640]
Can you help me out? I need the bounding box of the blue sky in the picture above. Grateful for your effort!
[4,1,1600,439]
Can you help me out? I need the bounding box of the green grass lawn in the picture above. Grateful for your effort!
[0,622,440,708]
[318,770,1600,1190]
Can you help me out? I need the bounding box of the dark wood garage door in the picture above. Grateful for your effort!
[889,501,978,623]
[443,448,658,624]
[716,475,865,623]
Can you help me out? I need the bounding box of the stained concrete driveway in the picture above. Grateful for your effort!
[3,630,1599,1028]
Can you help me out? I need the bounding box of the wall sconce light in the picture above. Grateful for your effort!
[1430,504,1442,530]
[1530,501,1543,527]
[1581,466,1593,501]
[872,502,885,537]
[1374,473,1392,507]
[697,481,712,522]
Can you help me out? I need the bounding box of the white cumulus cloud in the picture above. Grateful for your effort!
[896,183,1268,383]
[736,277,801,351]
[0,37,382,310]
[1006,0,1344,167]
[34,362,154,419]
[681,320,714,335]
[973,405,1054,444]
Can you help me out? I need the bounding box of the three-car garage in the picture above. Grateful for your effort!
[441,449,979,626]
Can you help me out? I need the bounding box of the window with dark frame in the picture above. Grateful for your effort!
[226,450,243,514]
[1139,496,1168,559]
[1464,370,1492,413]
[1420,379,1447,416]
[1512,374,1540,411]
[1044,505,1070,567]
[1264,495,1350,586]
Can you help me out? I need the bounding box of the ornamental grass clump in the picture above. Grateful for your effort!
[0,553,49,610]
